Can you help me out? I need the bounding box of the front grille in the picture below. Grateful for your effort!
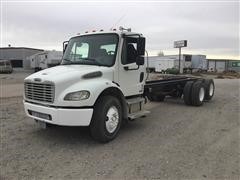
[25,82,54,103]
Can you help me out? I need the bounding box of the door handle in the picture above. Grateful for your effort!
[123,65,140,71]
[140,72,144,82]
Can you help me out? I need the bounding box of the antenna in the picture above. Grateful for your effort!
[110,13,126,30]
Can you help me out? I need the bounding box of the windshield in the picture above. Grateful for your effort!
[62,34,119,67]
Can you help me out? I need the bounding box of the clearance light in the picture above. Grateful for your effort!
[112,28,116,31]
[92,30,96,32]
[100,29,104,32]
[85,31,88,33]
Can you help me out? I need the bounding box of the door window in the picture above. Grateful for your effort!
[121,38,138,65]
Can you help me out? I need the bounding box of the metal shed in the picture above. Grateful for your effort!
[207,59,240,72]
[0,47,44,69]
[227,60,240,72]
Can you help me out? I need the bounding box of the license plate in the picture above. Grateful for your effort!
[31,111,51,120]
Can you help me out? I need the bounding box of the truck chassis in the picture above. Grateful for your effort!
[144,75,214,106]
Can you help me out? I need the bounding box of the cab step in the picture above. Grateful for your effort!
[128,110,150,120]
[126,97,145,105]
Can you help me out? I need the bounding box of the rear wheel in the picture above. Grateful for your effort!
[204,79,215,101]
[183,81,194,105]
[191,81,205,106]
[90,95,122,143]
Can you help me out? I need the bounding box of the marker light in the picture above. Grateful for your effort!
[100,29,104,32]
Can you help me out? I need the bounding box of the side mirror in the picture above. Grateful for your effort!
[63,41,68,53]
[137,37,146,56]
[136,56,144,66]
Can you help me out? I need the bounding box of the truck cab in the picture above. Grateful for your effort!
[24,29,148,142]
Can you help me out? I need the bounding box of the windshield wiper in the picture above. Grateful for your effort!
[78,58,104,66]
[62,58,105,66]
[62,58,72,65]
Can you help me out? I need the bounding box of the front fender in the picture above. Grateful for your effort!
[56,78,122,107]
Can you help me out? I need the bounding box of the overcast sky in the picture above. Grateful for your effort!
[0,0,239,59]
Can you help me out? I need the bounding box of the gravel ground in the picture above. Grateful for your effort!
[0,71,31,98]
[0,77,239,179]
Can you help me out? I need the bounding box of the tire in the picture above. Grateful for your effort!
[183,81,194,105]
[90,95,122,143]
[204,79,215,101]
[191,81,205,106]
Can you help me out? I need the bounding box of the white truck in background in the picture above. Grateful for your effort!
[28,50,63,72]
[23,28,215,143]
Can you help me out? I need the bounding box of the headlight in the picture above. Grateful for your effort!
[64,91,90,101]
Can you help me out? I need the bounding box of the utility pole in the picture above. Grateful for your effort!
[179,47,181,74]
[174,40,187,74]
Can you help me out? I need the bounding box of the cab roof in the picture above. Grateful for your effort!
[71,30,144,39]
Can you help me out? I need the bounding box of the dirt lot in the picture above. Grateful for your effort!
[0,72,239,179]
[0,71,31,98]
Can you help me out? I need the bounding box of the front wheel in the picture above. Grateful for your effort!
[90,95,122,143]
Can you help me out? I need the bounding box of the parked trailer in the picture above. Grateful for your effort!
[148,55,207,73]
[147,56,183,72]
[154,59,176,72]
[23,29,215,143]
[191,55,207,71]
[28,50,63,72]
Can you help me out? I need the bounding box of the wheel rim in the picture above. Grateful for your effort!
[105,106,119,133]
[209,83,214,96]
[199,87,205,102]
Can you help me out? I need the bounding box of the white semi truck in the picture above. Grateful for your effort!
[23,28,215,142]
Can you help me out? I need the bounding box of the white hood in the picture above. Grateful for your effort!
[25,65,114,84]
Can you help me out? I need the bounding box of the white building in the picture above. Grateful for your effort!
[0,47,43,69]
[207,59,240,72]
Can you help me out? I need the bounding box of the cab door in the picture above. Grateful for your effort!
[118,37,146,97]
